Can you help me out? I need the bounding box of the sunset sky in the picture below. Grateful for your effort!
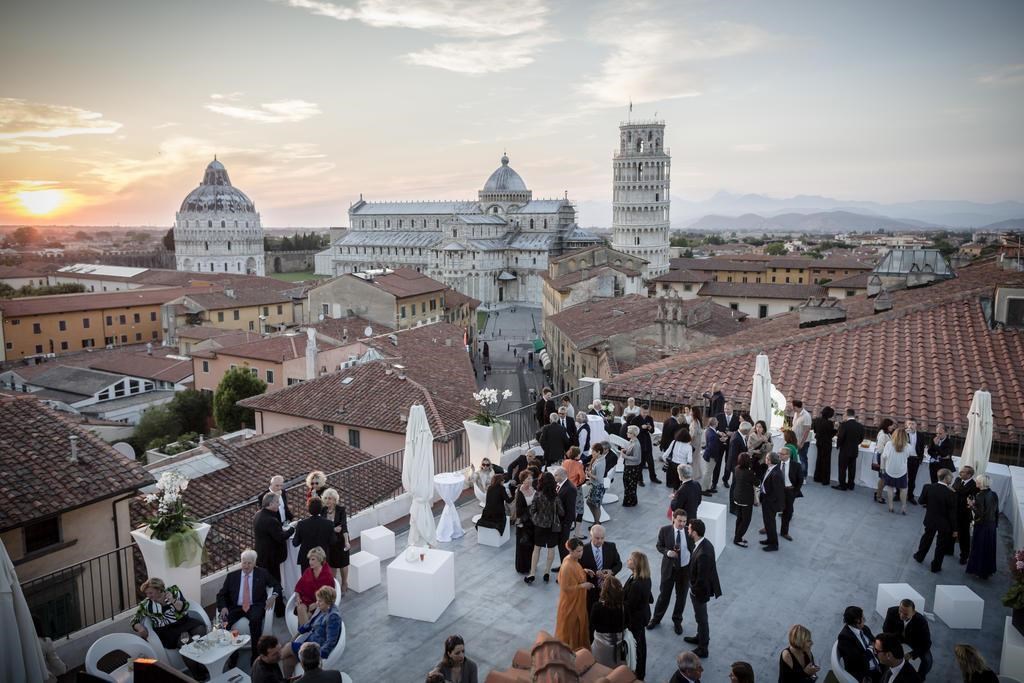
[1,0,1022,227]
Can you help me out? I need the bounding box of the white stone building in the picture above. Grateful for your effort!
[611,120,671,275]
[174,158,265,276]
[315,155,601,305]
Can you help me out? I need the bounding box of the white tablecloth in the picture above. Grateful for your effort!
[434,472,466,543]
[804,443,878,487]
[952,457,1012,514]
[280,524,301,598]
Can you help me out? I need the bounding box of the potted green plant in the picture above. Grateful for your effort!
[1004,547,1024,635]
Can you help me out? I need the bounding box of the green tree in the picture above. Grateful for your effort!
[703,234,725,245]
[764,242,788,256]
[132,405,182,455]
[12,226,39,246]
[0,283,16,298]
[213,366,267,431]
[167,389,212,435]
[162,227,175,251]
[74,230,92,241]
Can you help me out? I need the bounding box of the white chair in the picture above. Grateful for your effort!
[232,599,276,658]
[473,481,487,508]
[143,602,211,671]
[293,622,347,676]
[86,634,158,683]
[285,578,343,637]
[830,641,858,683]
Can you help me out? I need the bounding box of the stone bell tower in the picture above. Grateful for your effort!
[611,120,670,275]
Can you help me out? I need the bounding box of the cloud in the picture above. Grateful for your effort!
[205,94,322,123]
[578,8,773,107]
[0,98,122,153]
[279,0,553,73]
[405,33,554,74]
[976,64,1024,86]
[732,143,770,153]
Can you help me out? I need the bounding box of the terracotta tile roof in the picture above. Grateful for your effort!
[442,287,480,311]
[547,295,660,347]
[177,326,248,341]
[0,286,203,316]
[312,316,393,342]
[0,395,154,532]
[671,257,768,272]
[698,281,826,300]
[6,344,192,384]
[241,323,477,436]
[604,258,1024,435]
[769,256,873,270]
[540,266,642,293]
[129,425,401,572]
[179,288,295,311]
[206,333,340,363]
[649,268,712,284]
[826,272,870,288]
[358,268,446,298]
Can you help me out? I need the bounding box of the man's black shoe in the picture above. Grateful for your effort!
[831,484,846,490]
[673,623,683,635]
[652,478,663,484]
[646,620,660,630]
[692,648,709,659]
[638,481,646,487]
[683,636,699,645]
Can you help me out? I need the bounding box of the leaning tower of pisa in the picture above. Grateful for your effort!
[610,120,670,275]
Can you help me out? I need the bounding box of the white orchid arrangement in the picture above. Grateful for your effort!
[143,471,196,541]
[472,388,513,426]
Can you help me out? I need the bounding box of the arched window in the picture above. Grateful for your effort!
[529,219,534,229]
[227,241,231,250]
[208,220,213,228]
[543,219,547,229]
[210,263,215,272]
[221,220,225,228]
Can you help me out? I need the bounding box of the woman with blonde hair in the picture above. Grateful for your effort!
[305,470,327,503]
[966,475,999,579]
[953,643,998,682]
[881,427,913,514]
[623,551,653,679]
[279,585,342,678]
[293,546,333,625]
[320,488,351,593]
[778,623,820,681]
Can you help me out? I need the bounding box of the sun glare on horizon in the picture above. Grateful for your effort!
[16,188,68,216]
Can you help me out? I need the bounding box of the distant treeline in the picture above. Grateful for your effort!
[264,231,329,251]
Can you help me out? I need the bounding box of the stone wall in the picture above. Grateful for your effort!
[266,249,317,273]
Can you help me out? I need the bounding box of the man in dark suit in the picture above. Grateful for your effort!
[883,599,933,679]
[628,404,661,485]
[837,606,880,683]
[779,447,804,541]
[759,452,785,551]
[700,418,724,495]
[296,642,343,683]
[539,413,570,466]
[905,420,925,504]
[557,406,577,444]
[257,476,293,523]
[217,549,282,665]
[873,632,923,683]
[834,409,866,491]
[553,466,577,564]
[682,519,721,659]
[722,421,750,489]
[253,493,294,617]
[714,401,740,435]
[913,469,958,573]
[702,383,724,421]
[671,465,702,520]
[579,524,622,621]
[535,387,556,430]
[649,509,694,635]
[659,406,681,452]
[952,465,978,564]
[925,423,954,484]
[292,497,336,571]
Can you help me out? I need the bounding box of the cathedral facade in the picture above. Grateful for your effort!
[315,155,601,305]
[173,159,265,276]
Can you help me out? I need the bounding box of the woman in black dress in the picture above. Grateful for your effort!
[954,643,999,683]
[476,473,512,536]
[811,406,837,485]
[623,551,653,680]
[966,475,999,579]
[513,470,536,574]
[526,472,563,584]
[321,488,350,594]
[778,624,820,682]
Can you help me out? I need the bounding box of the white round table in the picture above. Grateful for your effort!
[434,472,466,543]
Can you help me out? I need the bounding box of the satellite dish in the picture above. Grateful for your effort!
[112,442,136,460]
[364,326,373,337]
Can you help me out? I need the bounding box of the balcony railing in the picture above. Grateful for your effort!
[21,385,595,640]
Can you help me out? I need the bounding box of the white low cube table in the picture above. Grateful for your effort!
[387,549,455,622]
[477,517,511,547]
[875,583,925,618]
[348,551,381,593]
[933,585,984,629]
[1001,617,1024,680]
[698,501,727,559]
[361,525,396,560]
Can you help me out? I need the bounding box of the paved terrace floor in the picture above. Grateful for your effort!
[308,474,1011,682]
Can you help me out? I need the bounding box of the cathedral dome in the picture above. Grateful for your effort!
[482,154,527,193]
[179,158,256,213]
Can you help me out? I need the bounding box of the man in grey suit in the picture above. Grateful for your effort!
[295,642,341,683]
[552,466,578,565]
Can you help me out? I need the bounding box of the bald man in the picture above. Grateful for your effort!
[580,525,622,634]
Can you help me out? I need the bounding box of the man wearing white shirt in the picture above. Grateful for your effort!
[258,475,293,523]
[216,549,281,665]
[650,509,693,634]
[791,399,813,476]
[874,632,922,682]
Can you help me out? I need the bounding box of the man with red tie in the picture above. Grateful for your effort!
[217,548,282,665]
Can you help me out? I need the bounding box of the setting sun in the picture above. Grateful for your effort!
[16,188,67,216]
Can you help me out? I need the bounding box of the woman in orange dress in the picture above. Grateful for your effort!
[555,538,593,651]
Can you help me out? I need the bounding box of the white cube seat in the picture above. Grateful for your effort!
[348,551,381,593]
[934,584,984,629]
[697,501,728,559]
[875,583,925,618]
[361,525,396,560]
[477,518,511,547]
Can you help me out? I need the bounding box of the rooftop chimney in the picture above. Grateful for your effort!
[146,342,153,356]
[394,364,406,380]
[388,334,399,346]
[224,288,235,299]
[798,297,847,328]
[69,435,79,463]
[874,289,894,314]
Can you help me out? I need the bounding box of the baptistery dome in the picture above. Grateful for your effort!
[482,154,528,192]
[179,159,256,213]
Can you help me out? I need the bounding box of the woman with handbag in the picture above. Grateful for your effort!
[589,576,627,667]
[525,472,563,584]
[623,551,653,679]
[584,444,608,530]
[663,429,693,490]
[513,471,536,574]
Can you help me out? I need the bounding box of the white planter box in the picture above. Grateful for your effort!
[463,420,508,469]
[130,523,211,605]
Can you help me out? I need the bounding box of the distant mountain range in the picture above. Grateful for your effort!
[577,191,1024,231]
[684,210,932,233]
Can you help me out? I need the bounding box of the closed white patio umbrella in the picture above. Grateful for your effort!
[750,354,773,426]
[403,403,437,547]
[959,390,993,476]
[0,538,48,683]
